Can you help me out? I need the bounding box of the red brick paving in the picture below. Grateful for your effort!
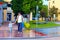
[33,31,47,36]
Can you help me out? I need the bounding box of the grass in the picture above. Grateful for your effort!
[30,21,60,28]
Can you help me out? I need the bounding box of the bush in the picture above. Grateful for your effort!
[29,20,45,24]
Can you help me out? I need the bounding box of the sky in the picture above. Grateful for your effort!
[43,0,48,5]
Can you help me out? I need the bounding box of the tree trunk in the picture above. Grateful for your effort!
[42,17,43,21]
[30,12,32,21]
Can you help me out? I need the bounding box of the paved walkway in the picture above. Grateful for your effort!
[55,22,60,24]
[1,22,60,38]
[0,22,30,38]
[0,22,37,38]
[0,22,60,39]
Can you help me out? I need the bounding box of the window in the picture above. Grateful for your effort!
[53,1,55,4]
[2,3,7,8]
[7,4,11,7]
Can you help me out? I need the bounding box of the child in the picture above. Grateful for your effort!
[8,21,13,33]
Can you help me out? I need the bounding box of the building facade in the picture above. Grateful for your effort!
[0,0,15,22]
[48,0,60,21]
[0,2,3,25]
[3,3,15,22]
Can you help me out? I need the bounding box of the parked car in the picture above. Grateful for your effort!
[32,17,38,20]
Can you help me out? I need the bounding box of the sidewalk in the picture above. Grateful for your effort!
[0,22,60,39]
[0,22,36,38]
[0,22,50,38]
[55,22,60,24]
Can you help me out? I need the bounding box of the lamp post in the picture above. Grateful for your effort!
[36,1,41,20]
[35,0,41,30]
[36,5,39,18]
[4,0,12,2]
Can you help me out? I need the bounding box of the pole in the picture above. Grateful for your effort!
[36,5,38,28]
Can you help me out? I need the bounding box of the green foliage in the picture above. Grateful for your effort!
[49,6,58,17]
[40,5,48,17]
[30,21,60,28]
[42,5,48,17]
[11,0,43,16]
[11,0,23,16]
[21,0,30,14]
[31,0,43,17]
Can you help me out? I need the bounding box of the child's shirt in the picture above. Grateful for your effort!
[23,18,28,22]
[8,22,12,27]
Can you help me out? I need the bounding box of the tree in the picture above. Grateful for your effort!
[41,5,48,17]
[31,0,43,17]
[49,6,58,17]
[40,5,48,20]
[11,0,23,16]
[11,0,43,16]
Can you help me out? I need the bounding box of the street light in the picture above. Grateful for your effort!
[4,0,12,2]
[36,1,41,20]
[35,1,41,29]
